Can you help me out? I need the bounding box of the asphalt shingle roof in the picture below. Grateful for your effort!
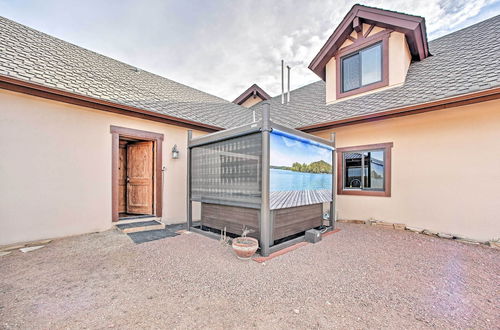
[251,15,500,128]
[0,15,498,131]
[0,16,251,128]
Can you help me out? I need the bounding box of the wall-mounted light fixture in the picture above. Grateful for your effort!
[171,144,179,159]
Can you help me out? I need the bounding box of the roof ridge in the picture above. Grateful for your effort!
[269,80,323,100]
[249,80,324,108]
[350,3,424,19]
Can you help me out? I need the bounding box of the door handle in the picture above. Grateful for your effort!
[126,177,130,182]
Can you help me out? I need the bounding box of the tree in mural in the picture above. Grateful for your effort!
[277,160,332,174]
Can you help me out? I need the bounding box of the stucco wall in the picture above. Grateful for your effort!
[388,31,411,86]
[240,96,263,108]
[325,30,411,104]
[0,89,204,245]
[339,24,385,50]
[313,99,500,241]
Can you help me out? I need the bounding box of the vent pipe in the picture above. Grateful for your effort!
[287,65,291,104]
[281,59,285,104]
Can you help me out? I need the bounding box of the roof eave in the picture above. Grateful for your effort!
[0,75,223,132]
[297,87,500,132]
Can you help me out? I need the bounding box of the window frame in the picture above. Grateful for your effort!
[336,142,393,197]
[341,42,383,93]
[335,31,390,99]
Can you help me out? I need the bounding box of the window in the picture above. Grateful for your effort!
[344,150,384,189]
[341,43,382,92]
[337,142,392,197]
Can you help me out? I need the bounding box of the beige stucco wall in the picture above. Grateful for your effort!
[325,57,337,103]
[325,30,412,104]
[0,89,205,245]
[365,24,384,37]
[314,99,500,241]
[388,32,411,86]
[340,24,384,50]
[240,95,263,108]
[339,39,353,50]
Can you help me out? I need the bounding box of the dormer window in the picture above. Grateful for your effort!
[334,36,389,99]
[308,5,430,104]
[341,42,382,92]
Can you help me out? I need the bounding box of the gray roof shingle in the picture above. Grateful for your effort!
[251,15,500,128]
[0,16,251,128]
[0,15,498,130]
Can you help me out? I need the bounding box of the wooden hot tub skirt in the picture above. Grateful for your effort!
[200,202,323,242]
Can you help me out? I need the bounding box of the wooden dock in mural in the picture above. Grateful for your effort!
[270,189,332,210]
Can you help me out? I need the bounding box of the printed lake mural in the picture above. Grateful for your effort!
[270,130,333,209]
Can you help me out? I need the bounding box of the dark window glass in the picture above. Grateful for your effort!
[342,54,361,92]
[344,150,384,191]
[344,152,362,188]
[342,42,382,93]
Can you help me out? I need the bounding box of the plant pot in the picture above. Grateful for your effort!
[232,237,259,260]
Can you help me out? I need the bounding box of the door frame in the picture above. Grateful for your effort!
[110,125,164,222]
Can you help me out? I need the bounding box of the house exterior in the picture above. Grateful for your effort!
[1,5,499,246]
[0,16,251,245]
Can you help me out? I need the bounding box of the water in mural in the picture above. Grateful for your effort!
[270,130,333,209]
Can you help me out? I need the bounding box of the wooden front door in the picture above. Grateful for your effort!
[126,141,154,214]
[118,143,127,213]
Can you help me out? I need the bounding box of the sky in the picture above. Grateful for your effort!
[1,0,499,101]
[270,131,332,167]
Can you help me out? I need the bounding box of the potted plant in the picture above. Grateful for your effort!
[232,226,259,260]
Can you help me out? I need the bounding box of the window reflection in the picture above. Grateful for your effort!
[341,42,382,93]
[344,150,384,191]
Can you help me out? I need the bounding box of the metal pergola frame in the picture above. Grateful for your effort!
[186,102,337,256]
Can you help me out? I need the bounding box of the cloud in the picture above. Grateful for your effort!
[270,132,332,167]
[282,136,302,148]
[1,0,497,101]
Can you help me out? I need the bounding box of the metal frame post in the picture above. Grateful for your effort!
[330,132,336,228]
[187,130,193,230]
[281,60,285,104]
[286,65,291,104]
[260,102,271,256]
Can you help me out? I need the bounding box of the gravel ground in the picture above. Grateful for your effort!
[1,223,499,329]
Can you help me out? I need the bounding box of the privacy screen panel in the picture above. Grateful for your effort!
[269,130,333,209]
[191,133,262,206]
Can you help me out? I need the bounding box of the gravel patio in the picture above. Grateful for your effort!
[1,223,498,329]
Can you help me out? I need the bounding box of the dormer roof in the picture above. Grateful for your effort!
[232,84,271,105]
[309,4,430,80]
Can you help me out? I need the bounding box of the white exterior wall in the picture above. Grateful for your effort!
[314,99,500,242]
[0,89,204,245]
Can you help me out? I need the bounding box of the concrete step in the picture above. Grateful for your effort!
[115,220,165,234]
[115,217,161,225]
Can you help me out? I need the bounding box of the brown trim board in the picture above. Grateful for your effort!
[110,125,164,222]
[0,75,221,133]
[299,88,500,132]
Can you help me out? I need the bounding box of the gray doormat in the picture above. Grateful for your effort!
[116,220,160,231]
[126,223,192,244]
[128,229,179,244]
